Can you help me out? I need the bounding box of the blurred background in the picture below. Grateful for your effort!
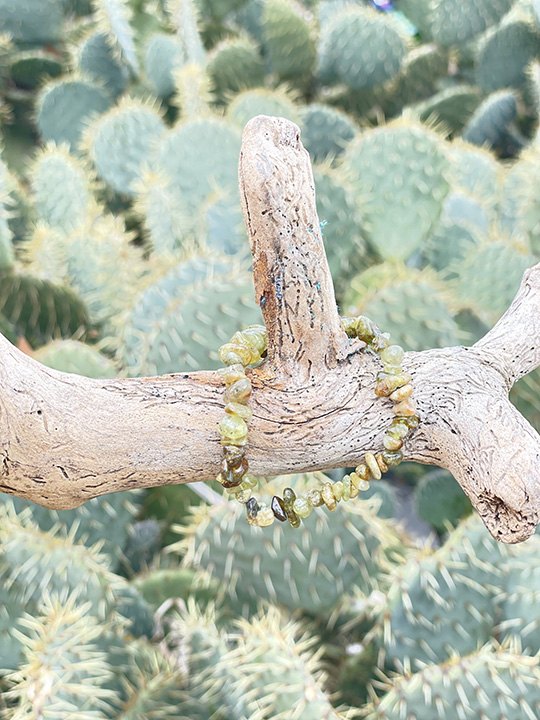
[1,0,540,717]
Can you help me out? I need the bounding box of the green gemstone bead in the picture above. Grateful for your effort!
[375,372,412,398]
[382,450,403,466]
[405,415,420,428]
[292,497,312,518]
[218,413,247,442]
[219,364,246,386]
[305,488,324,507]
[321,482,337,511]
[370,332,390,353]
[223,377,252,404]
[342,475,351,501]
[246,497,258,522]
[333,480,343,502]
[382,364,403,375]
[383,434,404,451]
[359,479,370,491]
[355,464,369,481]
[365,452,382,480]
[225,401,253,419]
[283,487,296,509]
[381,344,404,365]
[271,495,287,522]
[376,453,388,473]
[341,317,358,336]
[388,419,409,438]
[242,326,267,354]
[389,384,413,402]
[355,316,375,342]
[255,503,274,527]
[242,473,258,489]
[393,398,417,417]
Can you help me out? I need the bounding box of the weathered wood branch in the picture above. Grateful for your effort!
[1,115,539,544]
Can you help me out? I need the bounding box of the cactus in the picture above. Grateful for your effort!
[451,241,533,323]
[0,489,143,568]
[9,50,63,90]
[345,266,459,351]
[144,33,186,98]
[462,89,518,150]
[77,30,130,99]
[341,122,451,261]
[414,469,473,532]
[227,87,301,128]
[3,594,115,716]
[30,145,94,234]
[399,0,515,47]
[84,99,166,195]
[497,534,540,653]
[207,36,265,101]
[32,339,118,378]
[416,85,483,133]
[377,514,506,672]
[36,78,112,150]
[116,254,262,375]
[0,272,89,345]
[152,117,242,213]
[318,5,407,90]
[299,104,356,163]
[0,0,64,44]
[177,473,407,616]
[313,165,367,284]
[0,154,15,272]
[366,641,540,719]
[262,0,316,87]
[476,15,540,92]
[447,141,502,207]
[391,44,449,108]
[92,0,139,74]
[422,219,480,275]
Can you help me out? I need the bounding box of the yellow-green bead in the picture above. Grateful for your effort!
[383,434,403,451]
[376,453,389,474]
[218,413,248,442]
[355,315,375,343]
[375,372,412,398]
[359,479,370,491]
[321,482,337,511]
[223,377,252,404]
[235,489,252,503]
[381,344,404,365]
[365,452,381,480]
[389,384,413,402]
[341,317,358,336]
[355,464,370,482]
[370,332,390,353]
[393,398,417,417]
[349,476,360,498]
[292,497,312,518]
[225,401,253,419]
[255,504,275,527]
[218,363,245,386]
[242,326,267,354]
[333,480,343,502]
[342,475,351,501]
[306,488,324,507]
[242,473,258,489]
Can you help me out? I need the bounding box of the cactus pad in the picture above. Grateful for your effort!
[37,79,112,150]
[144,33,185,98]
[320,6,407,90]
[342,122,451,260]
[0,0,63,43]
[299,104,356,163]
[78,30,129,99]
[85,100,166,195]
[208,36,264,101]
[227,87,301,128]
[414,469,473,532]
[33,339,118,378]
[462,90,518,149]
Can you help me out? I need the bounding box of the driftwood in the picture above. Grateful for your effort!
[1,115,539,544]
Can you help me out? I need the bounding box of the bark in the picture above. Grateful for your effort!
[1,115,539,543]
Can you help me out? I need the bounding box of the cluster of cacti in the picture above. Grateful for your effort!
[2,0,540,715]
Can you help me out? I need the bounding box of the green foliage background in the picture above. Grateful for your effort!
[1,0,540,717]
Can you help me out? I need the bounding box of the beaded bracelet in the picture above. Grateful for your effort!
[216,317,419,528]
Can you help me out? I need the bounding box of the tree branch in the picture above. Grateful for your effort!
[1,115,540,543]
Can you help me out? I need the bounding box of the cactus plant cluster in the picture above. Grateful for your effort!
[1,0,540,715]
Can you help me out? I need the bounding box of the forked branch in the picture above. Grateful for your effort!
[0,116,539,543]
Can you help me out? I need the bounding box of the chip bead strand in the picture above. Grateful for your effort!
[215,317,419,528]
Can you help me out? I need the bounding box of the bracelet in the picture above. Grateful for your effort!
[215,317,419,528]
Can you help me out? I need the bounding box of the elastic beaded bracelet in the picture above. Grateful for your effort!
[215,316,419,528]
